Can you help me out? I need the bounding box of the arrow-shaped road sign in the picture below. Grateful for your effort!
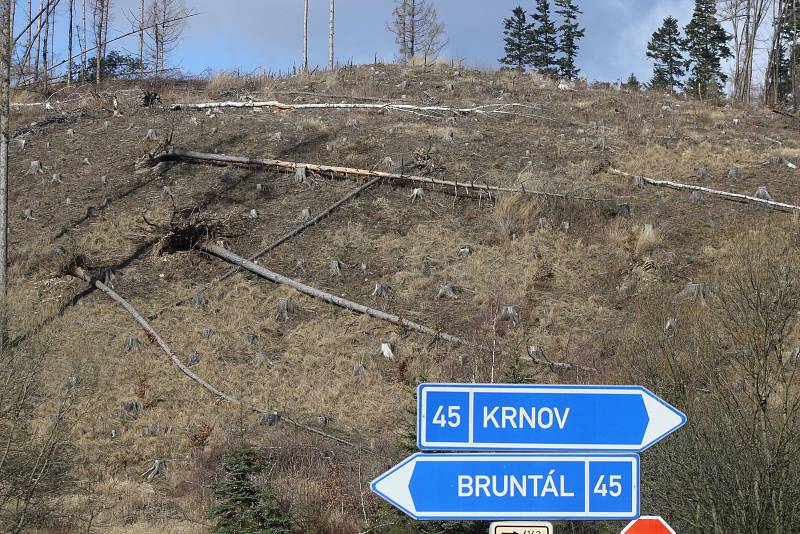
[418,384,686,452]
[371,453,640,521]
[621,516,676,534]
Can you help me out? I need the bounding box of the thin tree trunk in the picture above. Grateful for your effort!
[94,0,102,84]
[27,0,32,73]
[303,0,308,72]
[34,0,42,81]
[42,0,48,95]
[328,0,334,70]
[0,0,10,349]
[201,242,597,373]
[138,0,143,76]
[80,0,85,81]
[610,168,800,213]
[68,265,366,451]
[67,0,73,85]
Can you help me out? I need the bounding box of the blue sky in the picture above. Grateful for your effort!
[28,0,698,82]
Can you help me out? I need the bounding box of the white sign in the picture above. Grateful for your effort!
[490,521,554,534]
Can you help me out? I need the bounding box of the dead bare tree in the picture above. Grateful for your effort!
[91,0,110,83]
[302,0,308,72]
[67,0,73,85]
[720,0,774,103]
[145,0,188,76]
[328,0,334,69]
[0,0,9,348]
[387,0,447,64]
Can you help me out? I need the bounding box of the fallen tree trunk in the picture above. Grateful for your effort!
[68,266,365,451]
[610,168,800,213]
[220,176,383,281]
[200,242,597,373]
[152,148,607,202]
[169,99,534,116]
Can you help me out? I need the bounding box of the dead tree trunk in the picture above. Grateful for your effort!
[200,242,596,373]
[328,0,334,70]
[68,265,366,451]
[610,168,800,213]
[0,0,10,349]
[221,176,382,280]
[150,147,606,202]
[34,0,42,81]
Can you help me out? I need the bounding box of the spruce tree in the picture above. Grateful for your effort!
[554,0,584,79]
[530,0,559,76]
[646,16,686,92]
[500,6,535,71]
[208,446,292,534]
[683,0,732,98]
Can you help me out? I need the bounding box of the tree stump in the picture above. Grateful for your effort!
[498,305,519,325]
[27,160,43,174]
[122,399,143,419]
[187,351,202,367]
[124,336,143,352]
[409,188,424,202]
[754,186,773,201]
[142,459,166,480]
[380,343,396,361]
[329,260,344,276]
[275,298,296,321]
[435,283,457,300]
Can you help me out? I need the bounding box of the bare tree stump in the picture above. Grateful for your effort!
[435,283,457,300]
[458,244,474,257]
[22,208,35,220]
[301,208,312,222]
[187,351,202,367]
[678,282,706,301]
[329,260,344,276]
[690,191,703,203]
[755,187,773,201]
[352,362,367,375]
[27,160,43,174]
[124,336,144,352]
[380,343,396,361]
[142,459,166,480]
[122,399,143,419]
[275,298,296,321]
[145,129,158,141]
[242,208,259,219]
[498,306,519,325]
[409,188,424,202]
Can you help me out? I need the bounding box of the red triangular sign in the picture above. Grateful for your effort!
[621,516,676,534]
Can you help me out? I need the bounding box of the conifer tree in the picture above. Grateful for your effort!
[646,16,686,92]
[500,6,535,71]
[554,0,584,79]
[683,0,732,98]
[530,0,559,76]
[208,446,292,534]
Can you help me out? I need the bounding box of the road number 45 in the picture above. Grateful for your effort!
[593,474,623,497]
[432,405,461,427]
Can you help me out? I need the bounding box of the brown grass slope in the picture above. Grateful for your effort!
[4,64,800,533]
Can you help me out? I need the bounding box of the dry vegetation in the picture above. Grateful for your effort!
[2,64,800,533]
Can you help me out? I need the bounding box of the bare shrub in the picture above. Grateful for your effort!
[617,226,800,533]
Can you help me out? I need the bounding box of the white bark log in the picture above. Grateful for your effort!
[169,99,538,117]
[69,266,364,451]
[154,148,603,202]
[200,242,596,373]
[610,168,800,213]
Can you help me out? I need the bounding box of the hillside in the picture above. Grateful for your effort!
[3,64,800,533]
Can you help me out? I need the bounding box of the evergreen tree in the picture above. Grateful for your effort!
[683,0,732,98]
[554,0,584,79]
[646,17,686,92]
[530,0,559,76]
[500,6,535,71]
[208,446,292,534]
[623,73,642,91]
[777,2,800,106]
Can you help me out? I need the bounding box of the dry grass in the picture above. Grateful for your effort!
[6,62,800,532]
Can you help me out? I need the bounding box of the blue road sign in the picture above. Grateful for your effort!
[417,384,686,452]
[371,453,640,521]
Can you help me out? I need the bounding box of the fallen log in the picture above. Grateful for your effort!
[610,167,800,213]
[199,242,597,374]
[169,99,536,116]
[68,265,366,451]
[151,147,608,203]
[220,176,383,281]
